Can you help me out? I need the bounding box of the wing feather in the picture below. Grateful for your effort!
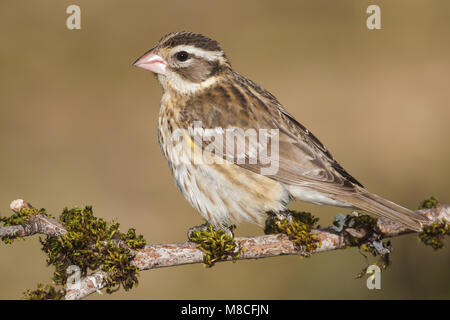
[173,72,427,230]
[178,74,361,195]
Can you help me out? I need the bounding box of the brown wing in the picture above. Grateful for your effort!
[175,72,428,231]
[177,72,361,195]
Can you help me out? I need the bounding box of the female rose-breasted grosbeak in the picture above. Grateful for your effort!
[133,32,427,232]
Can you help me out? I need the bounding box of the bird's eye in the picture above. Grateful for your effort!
[175,51,189,62]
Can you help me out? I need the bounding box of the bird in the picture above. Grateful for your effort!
[133,31,428,233]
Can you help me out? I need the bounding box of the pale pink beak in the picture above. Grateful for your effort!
[133,49,167,75]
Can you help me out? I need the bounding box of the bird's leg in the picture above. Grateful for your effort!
[187,223,209,240]
[264,211,293,234]
[279,210,294,225]
[221,226,235,238]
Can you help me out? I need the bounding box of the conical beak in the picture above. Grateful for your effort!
[133,49,167,75]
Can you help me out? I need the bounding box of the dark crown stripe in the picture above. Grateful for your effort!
[159,32,222,52]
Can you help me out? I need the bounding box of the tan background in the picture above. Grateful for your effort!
[0,0,449,299]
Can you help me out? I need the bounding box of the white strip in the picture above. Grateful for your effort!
[170,45,224,62]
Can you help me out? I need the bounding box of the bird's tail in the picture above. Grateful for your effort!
[338,189,428,232]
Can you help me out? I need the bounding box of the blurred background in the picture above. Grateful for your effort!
[0,0,449,299]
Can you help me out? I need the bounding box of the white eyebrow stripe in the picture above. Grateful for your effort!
[171,45,224,62]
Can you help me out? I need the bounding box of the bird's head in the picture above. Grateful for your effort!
[133,32,231,94]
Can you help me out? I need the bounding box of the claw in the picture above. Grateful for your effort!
[222,226,234,238]
[187,223,209,240]
[265,211,293,234]
[187,223,234,240]
[276,211,294,224]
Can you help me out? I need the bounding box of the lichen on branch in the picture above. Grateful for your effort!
[334,212,391,278]
[1,204,147,299]
[0,206,50,244]
[1,198,449,300]
[417,197,449,250]
[264,210,321,256]
[188,223,242,267]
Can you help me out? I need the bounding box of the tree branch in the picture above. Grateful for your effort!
[1,199,448,300]
[0,199,66,238]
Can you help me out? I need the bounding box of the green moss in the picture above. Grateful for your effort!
[1,203,152,298]
[265,211,321,257]
[418,219,450,250]
[419,196,439,210]
[1,207,51,244]
[119,228,147,250]
[24,284,66,300]
[0,205,148,298]
[1,234,22,244]
[188,223,241,267]
[417,197,449,250]
[0,207,44,226]
[38,206,147,295]
[102,243,140,293]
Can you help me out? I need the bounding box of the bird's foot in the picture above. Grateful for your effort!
[264,210,321,256]
[264,211,294,234]
[281,211,294,225]
[187,222,240,267]
[187,223,209,240]
[187,223,234,241]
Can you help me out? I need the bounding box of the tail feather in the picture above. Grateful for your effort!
[338,190,428,232]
